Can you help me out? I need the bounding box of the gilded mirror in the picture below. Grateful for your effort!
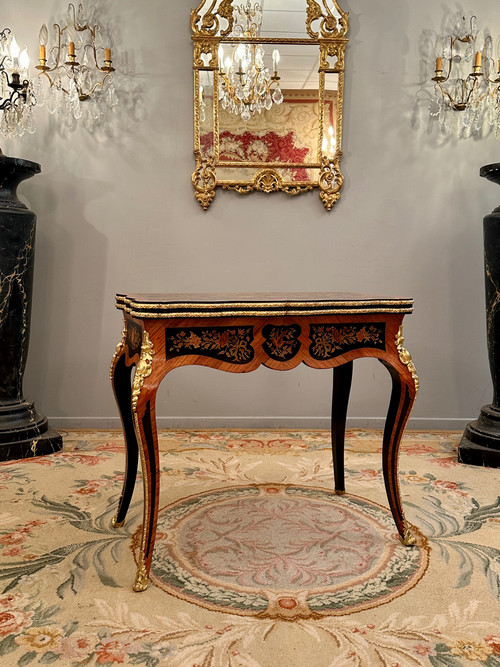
[191,0,349,210]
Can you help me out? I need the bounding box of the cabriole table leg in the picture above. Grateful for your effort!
[130,330,161,592]
[380,359,418,546]
[331,361,353,494]
[111,354,139,528]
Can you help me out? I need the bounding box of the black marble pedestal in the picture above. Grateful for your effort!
[459,163,500,468]
[0,154,62,461]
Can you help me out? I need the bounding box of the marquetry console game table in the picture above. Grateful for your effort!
[110,292,420,592]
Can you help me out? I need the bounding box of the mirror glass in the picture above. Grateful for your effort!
[192,0,348,210]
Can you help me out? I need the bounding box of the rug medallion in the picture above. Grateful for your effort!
[133,484,429,619]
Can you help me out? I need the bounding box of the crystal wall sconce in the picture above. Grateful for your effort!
[0,28,36,138]
[36,3,117,126]
[430,16,500,138]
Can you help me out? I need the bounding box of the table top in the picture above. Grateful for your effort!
[116,292,413,319]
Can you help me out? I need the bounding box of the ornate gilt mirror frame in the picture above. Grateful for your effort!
[191,0,349,211]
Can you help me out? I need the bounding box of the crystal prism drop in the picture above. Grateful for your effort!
[82,70,92,95]
[25,106,35,134]
[77,4,87,25]
[68,78,78,102]
[107,83,118,107]
[90,97,100,119]
[272,86,284,104]
[73,97,83,119]
[46,85,57,114]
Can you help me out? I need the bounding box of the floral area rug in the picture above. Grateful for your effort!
[0,429,499,666]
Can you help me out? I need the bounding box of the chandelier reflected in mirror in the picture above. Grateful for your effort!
[0,28,36,139]
[430,15,500,138]
[36,3,117,128]
[217,1,283,121]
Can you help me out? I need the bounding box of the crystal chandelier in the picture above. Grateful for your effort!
[0,28,36,139]
[430,16,500,138]
[218,1,283,122]
[36,3,117,127]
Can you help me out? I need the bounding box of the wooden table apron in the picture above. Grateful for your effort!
[110,311,418,593]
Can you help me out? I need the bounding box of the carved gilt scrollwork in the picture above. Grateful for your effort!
[306,0,349,39]
[191,0,234,37]
[253,170,282,193]
[319,41,346,72]
[193,39,218,68]
[192,151,217,210]
[221,169,314,196]
[319,154,344,211]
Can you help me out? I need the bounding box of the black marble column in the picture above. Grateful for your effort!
[0,153,62,461]
[459,163,500,467]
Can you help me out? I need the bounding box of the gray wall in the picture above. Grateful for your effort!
[4,1,500,430]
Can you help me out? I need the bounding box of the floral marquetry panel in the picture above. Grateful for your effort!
[191,0,349,210]
[160,317,389,368]
[165,327,255,364]
[126,321,143,358]
[262,324,302,361]
[310,323,386,360]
